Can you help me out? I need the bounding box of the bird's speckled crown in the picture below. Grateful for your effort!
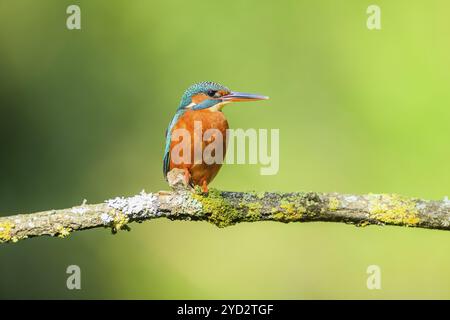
[179,81,230,109]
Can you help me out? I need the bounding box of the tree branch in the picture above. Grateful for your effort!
[1,188,449,243]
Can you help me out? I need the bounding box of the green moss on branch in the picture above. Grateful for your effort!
[0,188,449,244]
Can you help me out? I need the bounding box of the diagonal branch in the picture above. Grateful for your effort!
[1,188,449,243]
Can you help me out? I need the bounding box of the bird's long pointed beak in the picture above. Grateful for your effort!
[221,91,269,102]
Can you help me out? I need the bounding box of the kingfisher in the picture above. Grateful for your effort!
[163,81,269,192]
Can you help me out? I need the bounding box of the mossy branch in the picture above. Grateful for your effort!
[1,188,450,243]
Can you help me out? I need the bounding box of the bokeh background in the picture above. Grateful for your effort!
[1,0,449,299]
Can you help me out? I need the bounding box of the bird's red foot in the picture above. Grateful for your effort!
[202,180,209,193]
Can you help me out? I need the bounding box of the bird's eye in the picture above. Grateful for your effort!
[207,90,217,97]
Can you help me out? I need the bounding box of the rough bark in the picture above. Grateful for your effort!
[1,189,449,244]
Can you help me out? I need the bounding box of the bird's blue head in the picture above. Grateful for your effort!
[178,81,268,111]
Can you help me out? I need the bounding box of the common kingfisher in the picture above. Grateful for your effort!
[163,81,268,192]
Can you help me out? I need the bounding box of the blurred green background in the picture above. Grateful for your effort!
[1,0,449,299]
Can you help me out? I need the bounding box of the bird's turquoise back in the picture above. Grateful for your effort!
[163,109,185,178]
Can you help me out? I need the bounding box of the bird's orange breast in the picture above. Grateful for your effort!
[169,109,229,187]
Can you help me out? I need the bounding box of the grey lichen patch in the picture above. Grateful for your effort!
[106,191,160,220]
[443,196,450,208]
[344,195,358,203]
[100,213,113,225]
[71,206,88,215]
[367,194,420,226]
[416,202,427,210]
[191,189,240,227]
[168,192,203,216]
[241,192,253,202]
[105,191,161,233]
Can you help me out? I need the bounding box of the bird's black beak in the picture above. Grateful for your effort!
[221,91,269,102]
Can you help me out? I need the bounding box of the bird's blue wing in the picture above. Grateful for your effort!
[163,110,185,179]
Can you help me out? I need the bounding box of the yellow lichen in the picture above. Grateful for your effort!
[328,197,340,211]
[192,189,239,227]
[275,200,306,221]
[280,202,296,215]
[368,194,420,226]
[0,221,14,242]
[56,226,72,238]
[111,213,130,233]
[255,192,266,199]
[357,221,370,227]
[272,211,285,221]
[193,185,203,194]
[243,202,262,221]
